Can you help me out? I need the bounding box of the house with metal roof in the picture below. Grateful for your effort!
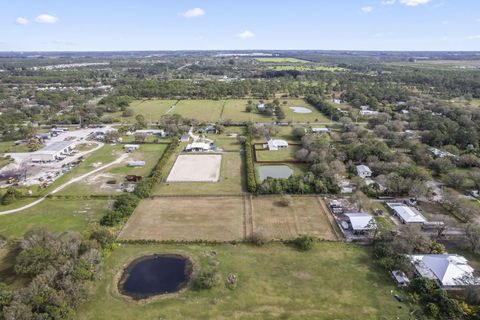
[356,165,373,179]
[265,139,289,151]
[410,254,480,288]
[345,212,376,234]
[387,203,427,224]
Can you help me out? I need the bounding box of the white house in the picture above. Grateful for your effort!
[31,140,76,162]
[128,161,145,167]
[135,129,166,137]
[265,139,289,151]
[410,254,480,288]
[257,103,266,111]
[333,99,343,104]
[356,165,372,179]
[185,142,211,152]
[359,110,379,116]
[312,127,330,134]
[345,212,376,234]
[387,203,427,224]
[124,144,140,152]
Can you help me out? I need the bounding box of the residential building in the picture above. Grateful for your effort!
[410,254,480,288]
[265,139,289,151]
[345,212,376,234]
[386,203,427,224]
[356,165,373,179]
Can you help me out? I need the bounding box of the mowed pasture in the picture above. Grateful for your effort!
[78,243,410,320]
[119,196,338,242]
[154,152,245,195]
[172,99,225,122]
[119,196,245,242]
[221,99,276,122]
[252,196,339,241]
[118,99,177,122]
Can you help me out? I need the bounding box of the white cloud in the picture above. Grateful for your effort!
[16,17,29,25]
[182,8,205,18]
[35,14,59,24]
[361,6,373,13]
[399,0,430,6]
[237,30,254,39]
[467,35,480,40]
[381,0,396,5]
[477,18,480,23]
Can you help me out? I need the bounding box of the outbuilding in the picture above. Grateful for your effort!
[31,140,76,163]
[356,165,372,179]
[344,212,376,234]
[386,203,427,224]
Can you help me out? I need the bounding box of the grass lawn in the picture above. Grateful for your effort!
[221,99,276,122]
[0,157,13,170]
[256,57,309,63]
[255,145,301,162]
[272,65,345,72]
[153,151,245,196]
[77,242,411,320]
[172,100,225,122]
[116,99,178,123]
[0,141,34,153]
[0,199,111,240]
[281,99,331,123]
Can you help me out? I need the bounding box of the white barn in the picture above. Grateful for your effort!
[31,141,76,162]
[185,142,211,152]
[345,212,376,234]
[387,203,427,224]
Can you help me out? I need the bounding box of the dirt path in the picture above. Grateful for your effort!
[316,197,344,241]
[243,195,254,239]
[0,154,128,216]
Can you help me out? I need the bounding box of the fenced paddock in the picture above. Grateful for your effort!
[166,154,222,182]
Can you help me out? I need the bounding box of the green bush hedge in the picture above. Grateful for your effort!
[245,138,257,193]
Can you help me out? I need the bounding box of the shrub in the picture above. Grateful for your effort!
[1,188,23,205]
[194,270,221,290]
[244,137,257,193]
[277,196,292,207]
[293,235,316,251]
[247,232,268,246]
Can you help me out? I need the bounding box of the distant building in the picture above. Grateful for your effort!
[386,203,427,224]
[410,254,480,288]
[356,165,372,179]
[257,104,266,111]
[430,147,456,159]
[311,127,330,134]
[333,99,343,104]
[265,139,289,151]
[185,142,212,152]
[135,129,166,137]
[127,161,145,167]
[124,144,140,152]
[31,140,76,162]
[359,110,379,116]
[345,212,376,234]
[180,135,190,142]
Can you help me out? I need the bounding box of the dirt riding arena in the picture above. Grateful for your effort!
[166,154,222,182]
[119,196,341,242]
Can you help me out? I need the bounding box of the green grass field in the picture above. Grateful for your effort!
[77,242,411,320]
[221,100,276,122]
[0,141,34,153]
[0,199,111,240]
[281,99,331,123]
[115,99,178,123]
[172,100,225,122]
[272,65,345,72]
[256,57,309,63]
[255,145,301,162]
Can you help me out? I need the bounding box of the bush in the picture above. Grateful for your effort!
[89,227,115,249]
[244,136,257,193]
[293,235,316,251]
[247,232,268,246]
[277,196,292,207]
[1,188,23,205]
[194,270,221,290]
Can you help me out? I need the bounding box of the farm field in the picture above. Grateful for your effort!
[0,199,111,240]
[282,99,331,123]
[77,242,410,320]
[172,99,225,122]
[221,99,276,122]
[116,99,177,122]
[57,144,168,196]
[252,196,339,241]
[119,196,245,241]
[272,65,345,72]
[153,152,245,196]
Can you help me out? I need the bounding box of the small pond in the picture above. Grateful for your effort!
[258,165,294,181]
[289,106,312,114]
[119,254,192,300]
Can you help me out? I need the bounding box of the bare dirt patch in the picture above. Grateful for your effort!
[166,154,222,182]
[119,196,245,241]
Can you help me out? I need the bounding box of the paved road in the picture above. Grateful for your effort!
[0,153,128,216]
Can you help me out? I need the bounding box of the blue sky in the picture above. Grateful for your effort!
[0,0,479,51]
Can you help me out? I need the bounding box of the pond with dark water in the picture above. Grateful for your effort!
[119,254,192,300]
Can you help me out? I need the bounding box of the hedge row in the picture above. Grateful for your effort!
[245,138,257,193]
[133,140,179,198]
[305,95,342,121]
[100,193,140,226]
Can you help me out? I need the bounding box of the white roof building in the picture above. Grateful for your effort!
[135,129,166,136]
[356,165,372,178]
[410,254,480,287]
[312,127,330,134]
[345,212,376,232]
[266,139,289,151]
[387,203,427,224]
[31,140,76,162]
[124,144,140,150]
[359,110,379,116]
[185,142,211,152]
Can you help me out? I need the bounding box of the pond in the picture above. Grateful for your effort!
[289,106,312,114]
[119,254,192,300]
[258,165,294,181]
